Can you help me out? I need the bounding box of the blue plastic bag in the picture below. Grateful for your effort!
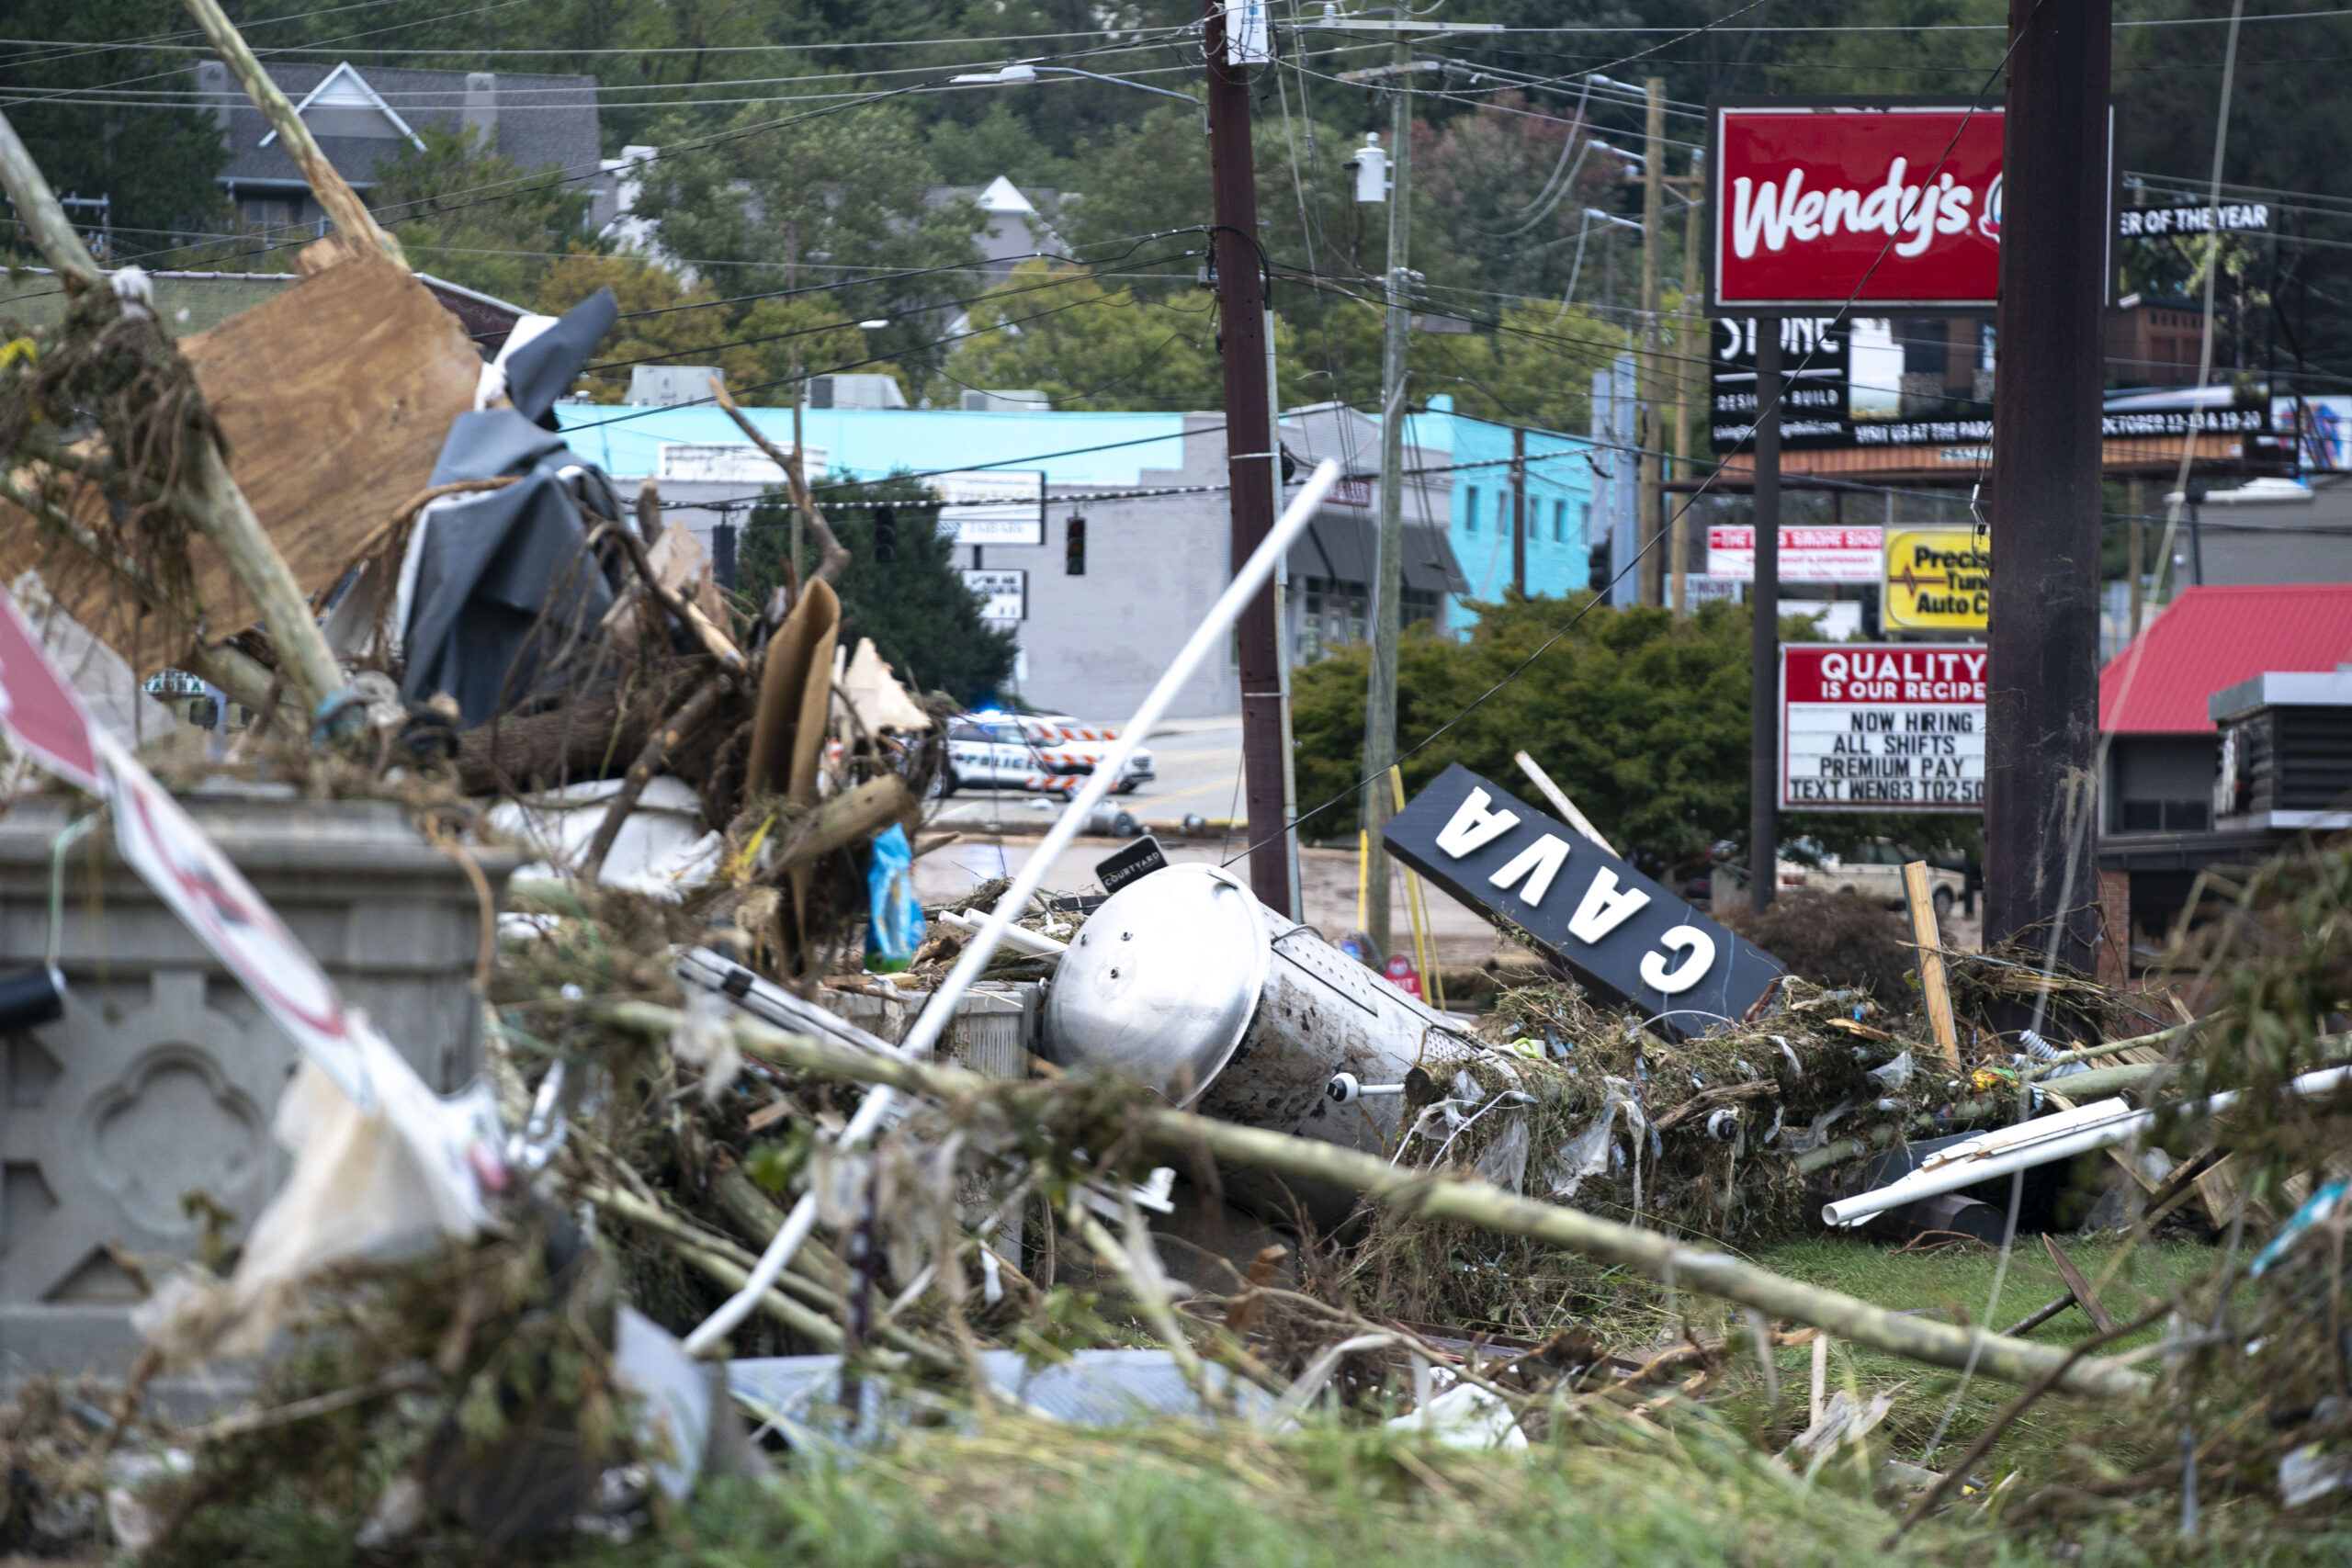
[864,824,926,973]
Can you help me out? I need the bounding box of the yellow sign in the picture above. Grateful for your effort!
[1883,526,1991,631]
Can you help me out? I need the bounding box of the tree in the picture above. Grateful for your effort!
[370,128,598,305]
[943,262,1232,411]
[741,474,1016,706]
[0,0,228,252]
[630,100,979,400]
[536,251,888,404]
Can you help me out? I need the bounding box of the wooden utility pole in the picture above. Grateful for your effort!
[1984,0,2113,972]
[1204,0,1295,917]
[1360,35,1414,958]
[1636,77,1666,607]
[2125,475,2146,637]
[1672,151,1705,620]
[1748,324,1782,915]
[1511,425,1527,596]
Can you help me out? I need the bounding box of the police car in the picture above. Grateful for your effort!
[941,712,1154,796]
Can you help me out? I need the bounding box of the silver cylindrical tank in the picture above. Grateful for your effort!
[1044,864,1499,1167]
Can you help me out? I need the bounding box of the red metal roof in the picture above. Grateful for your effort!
[2100,584,2352,736]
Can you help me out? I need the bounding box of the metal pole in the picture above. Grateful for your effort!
[1748,322,1782,915]
[1204,0,1294,915]
[1270,307,1305,920]
[1511,424,1527,597]
[1984,0,2112,969]
[1637,77,1666,607]
[1362,34,1413,959]
[1672,151,1704,621]
[2126,475,2145,637]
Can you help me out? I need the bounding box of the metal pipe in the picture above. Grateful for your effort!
[680,460,1341,1357]
[1825,1066,2352,1228]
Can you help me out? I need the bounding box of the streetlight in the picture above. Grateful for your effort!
[949,60,1201,107]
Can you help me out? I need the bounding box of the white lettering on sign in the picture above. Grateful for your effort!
[1730,158,1978,264]
[1781,642,1986,813]
[1641,926,1717,995]
[1567,868,1651,944]
[1488,833,1570,906]
[1435,787,1520,858]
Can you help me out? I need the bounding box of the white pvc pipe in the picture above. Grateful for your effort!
[682,459,1342,1356]
[1823,1066,2352,1228]
[936,906,1066,957]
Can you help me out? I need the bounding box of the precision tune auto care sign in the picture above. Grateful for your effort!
[1708,99,2006,310]
[1385,765,1785,1038]
[1782,643,1986,812]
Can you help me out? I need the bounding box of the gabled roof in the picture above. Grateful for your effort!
[2099,583,2352,735]
[258,62,424,152]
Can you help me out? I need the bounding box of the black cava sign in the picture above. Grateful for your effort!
[1382,764,1785,1038]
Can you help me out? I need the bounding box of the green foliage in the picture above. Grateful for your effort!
[944,262,1232,411]
[1292,594,1755,869]
[631,100,981,400]
[370,127,599,305]
[0,0,229,248]
[741,472,1016,706]
[1291,595,1974,873]
[537,251,888,404]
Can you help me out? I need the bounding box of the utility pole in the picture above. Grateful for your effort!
[1360,30,1413,960]
[1204,0,1294,916]
[1748,324,1782,915]
[1636,78,1666,607]
[1510,425,1527,596]
[1671,151,1704,620]
[1984,0,2113,973]
[2125,474,2146,637]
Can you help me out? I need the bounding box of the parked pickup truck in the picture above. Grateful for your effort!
[1787,836,1962,916]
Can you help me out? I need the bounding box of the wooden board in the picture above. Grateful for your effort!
[0,259,480,673]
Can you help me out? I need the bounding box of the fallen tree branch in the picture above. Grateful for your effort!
[603,1004,2155,1403]
[710,378,851,587]
[603,501,745,670]
[580,671,734,881]
[753,774,915,886]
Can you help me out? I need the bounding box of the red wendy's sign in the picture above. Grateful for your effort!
[1708,100,2005,311]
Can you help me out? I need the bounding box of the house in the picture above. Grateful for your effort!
[551,399,1470,718]
[189,60,609,237]
[2096,583,2352,974]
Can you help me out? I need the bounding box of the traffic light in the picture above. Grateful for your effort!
[873,503,897,563]
[1065,513,1086,576]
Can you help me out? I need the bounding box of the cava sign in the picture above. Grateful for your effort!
[1782,643,1985,812]
[1384,765,1785,1039]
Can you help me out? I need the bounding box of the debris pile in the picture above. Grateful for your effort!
[9,29,2352,1566]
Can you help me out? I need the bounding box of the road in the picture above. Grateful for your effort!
[927,716,1249,829]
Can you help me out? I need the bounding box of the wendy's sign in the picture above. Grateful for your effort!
[1707,99,2007,311]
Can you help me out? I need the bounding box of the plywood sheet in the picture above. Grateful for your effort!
[176,257,481,642]
[0,260,481,673]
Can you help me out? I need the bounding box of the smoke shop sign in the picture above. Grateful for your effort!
[1384,764,1785,1038]
[1782,643,1984,812]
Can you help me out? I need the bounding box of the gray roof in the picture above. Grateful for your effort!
[192,60,602,192]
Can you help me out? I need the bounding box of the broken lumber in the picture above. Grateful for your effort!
[604,1003,2154,1402]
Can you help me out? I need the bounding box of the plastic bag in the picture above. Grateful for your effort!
[864,823,926,973]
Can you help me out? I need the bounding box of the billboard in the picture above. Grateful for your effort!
[1882,526,1991,631]
[1709,99,2007,311]
[1782,643,1985,813]
[1707,525,1884,583]
[934,470,1046,546]
[1710,315,1906,452]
